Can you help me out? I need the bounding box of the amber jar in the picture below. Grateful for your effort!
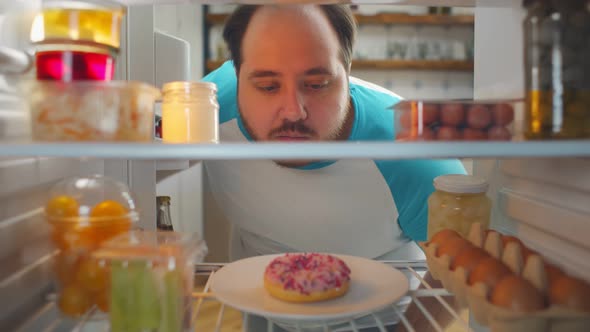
[523,0,590,139]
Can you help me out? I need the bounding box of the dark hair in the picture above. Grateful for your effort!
[222,5,357,74]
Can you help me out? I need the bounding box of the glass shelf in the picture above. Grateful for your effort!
[1,140,588,160]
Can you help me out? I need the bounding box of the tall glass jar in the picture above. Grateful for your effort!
[427,175,492,240]
[523,0,590,139]
[162,81,219,143]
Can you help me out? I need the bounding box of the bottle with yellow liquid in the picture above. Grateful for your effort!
[162,81,219,143]
[523,0,590,139]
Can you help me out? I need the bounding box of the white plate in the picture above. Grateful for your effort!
[210,253,409,325]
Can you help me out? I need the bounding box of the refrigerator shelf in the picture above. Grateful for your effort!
[1,140,589,160]
[16,260,471,332]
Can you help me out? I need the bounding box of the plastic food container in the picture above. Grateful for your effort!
[22,81,160,141]
[93,230,208,332]
[35,46,116,81]
[30,0,125,50]
[427,174,491,240]
[393,99,522,141]
[45,174,138,318]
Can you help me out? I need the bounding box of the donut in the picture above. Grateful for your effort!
[263,253,351,303]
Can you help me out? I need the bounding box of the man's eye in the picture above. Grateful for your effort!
[254,81,279,93]
[305,81,329,90]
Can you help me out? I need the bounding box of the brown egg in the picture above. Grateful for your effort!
[468,257,513,290]
[429,229,460,246]
[462,128,487,141]
[422,103,440,125]
[491,275,546,312]
[450,246,489,275]
[441,103,465,126]
[435,237,471,263]
[544,263,565,284]
[466,104,492,129]
[549,276,590,313]
[491,103,515,126]
[437,126,461,140]
[487,126,512,141]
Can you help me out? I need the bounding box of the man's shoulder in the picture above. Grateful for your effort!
[349,77,402,141]
[203,61,239,124]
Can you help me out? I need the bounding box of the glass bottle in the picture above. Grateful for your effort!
[162,81,219,143]
[156,196,173,231]
[427,175,492,240]
[523,0,590,139]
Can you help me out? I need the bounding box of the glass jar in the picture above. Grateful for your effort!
[162,81,219,143]
[523,0,590,139]
[45,174,138,318]
[156,196,173,231]
[427,174,492,240]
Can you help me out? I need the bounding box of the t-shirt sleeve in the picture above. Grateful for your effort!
[202,60,239,124]
[376,159,467,242]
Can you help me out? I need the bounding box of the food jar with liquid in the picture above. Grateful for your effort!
[523,0,590,139]
[427,174,491,240]
[162,81,219,143]
[45,174,138,318]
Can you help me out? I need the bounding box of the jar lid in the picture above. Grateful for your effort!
[163,81,217,94]
[433,174,489,194]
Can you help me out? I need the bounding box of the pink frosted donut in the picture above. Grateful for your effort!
[263,253,351,302]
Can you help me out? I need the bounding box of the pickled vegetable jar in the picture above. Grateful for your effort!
[427,174,491,240]
[93,230,208,332]
[523,0,590,139]
[45,175,138,318]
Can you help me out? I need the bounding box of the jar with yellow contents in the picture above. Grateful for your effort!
[45,174,138,318]
[427,174,491,240]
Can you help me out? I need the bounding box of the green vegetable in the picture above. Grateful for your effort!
[161,268,183,332]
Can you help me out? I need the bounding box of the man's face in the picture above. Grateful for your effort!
[237,5,351,143]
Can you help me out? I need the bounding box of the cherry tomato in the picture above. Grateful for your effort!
[76,257,109,293]
[90,200,128,219]
[53,252,80,286]
[58,284,92,317]
[95,289,110,312]
[46,195,79,219]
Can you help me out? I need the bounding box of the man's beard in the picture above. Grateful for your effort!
[239,107,349,167]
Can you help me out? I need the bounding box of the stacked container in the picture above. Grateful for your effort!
[23,0,161,142]
[45,175,138,317]
[93,230,208,332]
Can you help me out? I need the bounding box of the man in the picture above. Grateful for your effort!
[203,4,464,331]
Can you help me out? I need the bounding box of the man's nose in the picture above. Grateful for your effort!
[280,87,307,122]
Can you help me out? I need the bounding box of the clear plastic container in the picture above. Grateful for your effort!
[427,174,492,240]
[45,174,139,318]
[393,99,523,141]
[93,230,208,332]
[21,81,160,141]
[161,81,219,143]
[30,0,125,50]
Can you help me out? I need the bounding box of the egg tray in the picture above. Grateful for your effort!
[423,223,590,332]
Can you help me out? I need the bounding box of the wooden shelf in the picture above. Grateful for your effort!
[352,59,473,71]
[206,59,473,72]
[206,13,473,26]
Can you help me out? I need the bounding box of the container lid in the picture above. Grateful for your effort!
[433,174,489,194]
[45,174,139,226]
[42,0,125,11]
[94,230,208,265]
[162,81,217,94]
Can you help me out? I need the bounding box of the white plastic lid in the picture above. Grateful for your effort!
[433,174,489,194]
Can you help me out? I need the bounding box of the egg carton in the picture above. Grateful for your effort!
[423,223,590,332]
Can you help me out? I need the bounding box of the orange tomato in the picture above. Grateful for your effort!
[53,227,99,252]
[95,289,110,312]
[53,252,80,286]
[58,284,92,317]
[76,257,109,293]
[90,200,128,219]
[46,195,79,219]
